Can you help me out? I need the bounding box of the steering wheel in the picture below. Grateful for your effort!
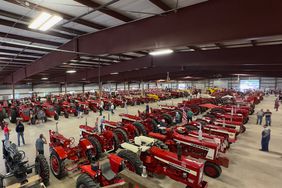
[69,137,75,146]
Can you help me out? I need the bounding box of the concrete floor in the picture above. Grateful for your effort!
[1,95,281,188]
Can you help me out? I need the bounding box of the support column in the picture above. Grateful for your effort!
[99,82,102,97]
[176,81,179,89]
[275,77,278,90]
[147,83,150,89]
[60,84,63,93]
[31,83,34,92]
[141,81,145,96]
[64,82,67,94]
[12,83,15,100]
[82,83,85,94]
[124,82,126,90]
[128,82,130,90]
[115,83,118,91]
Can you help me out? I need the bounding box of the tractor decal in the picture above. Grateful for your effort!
[154,156,197,176]
[173,139,215,160]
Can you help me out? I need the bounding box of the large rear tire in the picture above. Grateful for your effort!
[162,113,173,125]
[76,173,99,188]
[87,136,102,160]
[54,113,59,120]
[114,128,129,144]
[133,122,147,136]
[117,150,143,175]
[35,154,50,185]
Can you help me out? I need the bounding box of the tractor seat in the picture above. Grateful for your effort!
[101,162,116,181]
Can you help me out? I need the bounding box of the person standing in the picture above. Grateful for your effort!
[110,103,115,115]
[260,125,271,152]
[3,124,10,141]
[274,98,280,111]
[100,116,105,133]
[35,134,47,155]
[16,120,25,147]
[175,111,181,123]
[264,109,272,126]
[99,102,104,116]
[256,109,264,125]
[145,104,150,114]
[187,108,194,122]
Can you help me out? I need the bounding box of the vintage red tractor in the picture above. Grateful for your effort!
[119,136,208,188]
[119,113,159,135]
[58,101,78,118]
[103,120,139,143]
[49,129,96,179]
[76,154,126,188]
[79,124,119,160]
[41,102,59,120]
[148,127,229,178]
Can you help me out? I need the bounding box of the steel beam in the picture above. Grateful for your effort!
[149,0,171,11]
[6,0,282,83]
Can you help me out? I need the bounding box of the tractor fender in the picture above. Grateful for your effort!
[79,138,94,151]
[80,165,98,178]
[148,132,167,141]
[51,146,68,160]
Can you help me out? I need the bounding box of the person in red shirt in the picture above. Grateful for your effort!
[3,124,10,141]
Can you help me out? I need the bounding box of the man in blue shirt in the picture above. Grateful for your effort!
[35,134,47,155]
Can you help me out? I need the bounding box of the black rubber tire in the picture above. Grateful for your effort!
[162,113,173,125]
[195,119,208,126]
[204,161,222,178]
[50,150,65,179]
[76,173,100,188]
[87,136,102,160]
[133,122,147,136]
[117,150,143,175]
[243,117,248,124]
[112,133,120,152]
[54,113,59,120]
[74,111,78,116]
[84,109,89,115]
[114,128,129,143]
[240,125,246,133]
[185,125,199,132]
[44,116,48,122]
[35,154,50,185]
[249,109,255,115]
[5,161,9,173]
[64,111,69,118]
[151,118,159,132]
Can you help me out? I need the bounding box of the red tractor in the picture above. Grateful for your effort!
[76,101,90,114]
[119,136,208,188]
[17,105,31,122]
[119,113,159,135]
[103,120,139,143]
[79,124,119,160]
[41,102,59,120]
[49,129,96,179]
[76,154,126,188]
[87,99,100,112]
[58,101,78,118]
[148,127,229,178]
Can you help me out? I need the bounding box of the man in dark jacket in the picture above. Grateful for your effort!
[16,120,25,146]
[264,109,272,126]
[260,125,271,152]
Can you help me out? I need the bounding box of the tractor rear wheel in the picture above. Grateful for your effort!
[204,162,222,178]
[54,113,59,120]
[50,150,65,179]
[114,128,129,144]
[112,133,120,152]
[87,136,102,160]
[117,150,143,175]
[162,113,173,125]
[195,119,208,126]
[5,161,9,173]
[35,154,50,185]
[243,117,249,124]
[76,173,99,188]
[133,122,147,136]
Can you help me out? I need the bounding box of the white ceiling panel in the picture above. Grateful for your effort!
[83,11,125,27]
[62,21,98,33]
[162,0,208,9]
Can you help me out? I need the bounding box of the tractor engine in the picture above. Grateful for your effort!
[2,140,31,182]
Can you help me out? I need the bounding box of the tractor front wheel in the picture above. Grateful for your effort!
[35,154,50,185]
[204,162,222,178]
[50,151,65,179]
[76,173,99,188]
[240,125,246,133]
[117,150,143,175]
[84,109,89,115]
[64,111,69,118]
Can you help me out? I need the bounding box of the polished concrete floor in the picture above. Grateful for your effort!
[1,95,281,188]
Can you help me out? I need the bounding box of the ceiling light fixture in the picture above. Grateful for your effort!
[29,12,62,31]
[149,49,173,56]
[110,72,119,75]
[66,70,76,74]
[41,77,48,80]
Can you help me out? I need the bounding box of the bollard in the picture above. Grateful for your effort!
[141,166,148,178]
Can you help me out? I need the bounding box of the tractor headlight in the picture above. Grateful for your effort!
[182,172,188,178]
